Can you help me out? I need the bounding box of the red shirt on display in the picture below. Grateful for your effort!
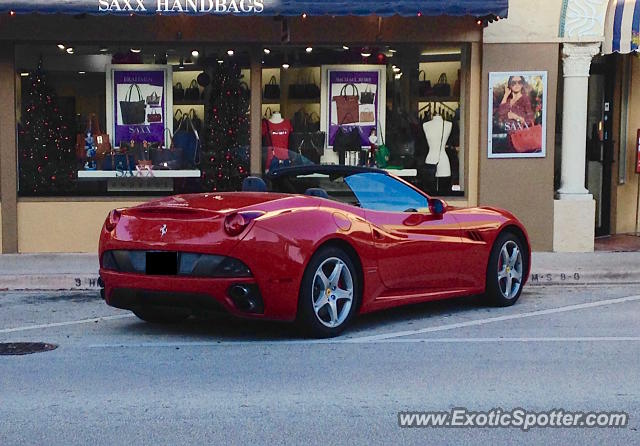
[262,118,292,169]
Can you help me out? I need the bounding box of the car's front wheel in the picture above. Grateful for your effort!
[485,231,527,307]
[297,246,360,338]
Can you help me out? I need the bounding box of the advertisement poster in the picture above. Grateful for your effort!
[106,65,172,149]
[488,71,547,158]
[324,67,385,149]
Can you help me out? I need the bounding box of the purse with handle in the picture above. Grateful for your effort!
[509,124,542,153]
[120,84,146,124]
[360,85,375,104]
[263,76,280,99]
[433,73,451,97]
[333,83,359,125]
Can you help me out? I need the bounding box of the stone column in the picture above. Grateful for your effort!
[553,42,600,252]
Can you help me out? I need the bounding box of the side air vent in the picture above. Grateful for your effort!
[466,230,484,242]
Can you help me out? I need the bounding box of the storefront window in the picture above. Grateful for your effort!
[15,44,251,196]
[260,45,465,197]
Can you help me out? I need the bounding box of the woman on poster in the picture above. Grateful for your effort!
[496,75,541,153]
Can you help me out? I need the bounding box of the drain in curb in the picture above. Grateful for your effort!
[0,342,58,355]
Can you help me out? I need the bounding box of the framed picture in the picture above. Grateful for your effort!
[105,64,173,149]
[321,65,386,155]
[488,71,547,158]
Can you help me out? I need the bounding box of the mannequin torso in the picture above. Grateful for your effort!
[269,112,284,124]
[423,115,452,177]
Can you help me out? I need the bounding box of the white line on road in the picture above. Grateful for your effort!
[0,314,135,334]
[344,294,640,343]
[88,336,640,349]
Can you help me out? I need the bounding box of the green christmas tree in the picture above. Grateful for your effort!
[200,60,250,191]
[18,62,75,194]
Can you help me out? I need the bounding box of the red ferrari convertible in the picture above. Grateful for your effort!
[98,165,530,337]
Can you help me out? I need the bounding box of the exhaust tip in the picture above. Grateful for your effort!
[228,284,263,314]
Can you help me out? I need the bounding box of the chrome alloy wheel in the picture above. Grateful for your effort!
[497,240,523,299]
[311,257,354,328]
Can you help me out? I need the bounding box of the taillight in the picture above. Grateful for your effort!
[224,211,265,236]
[105,209,122,232]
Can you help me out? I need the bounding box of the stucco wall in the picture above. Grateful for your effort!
[479,43,560,251]
[17,201,144,253]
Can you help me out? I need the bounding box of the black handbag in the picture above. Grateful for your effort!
[120,84,145,125]
[433,73,451,97]
[173,82,185,101]
[188,108,202,134]
[418,70,432,97]
[263,76,280,99]
[173,109,184,131]
[304,75,320,99]
[360,86,375,104]
[333,127,362,153]
[185,79,200,101]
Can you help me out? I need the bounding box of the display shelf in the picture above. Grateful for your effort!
[78,170,201,179]
[262,98,281,104]
[287,98,320,104]
[384,168,417,177]
[174,99,206,106]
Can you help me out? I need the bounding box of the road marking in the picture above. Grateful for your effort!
[344,294,640,343]
[0,314,135,334]
[88,336,640,349]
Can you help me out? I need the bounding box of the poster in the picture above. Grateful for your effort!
[322,66,386,149]
[106,65,172,149]
[488,71,547,158]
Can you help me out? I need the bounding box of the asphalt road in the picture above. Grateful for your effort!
[1,285,639,445]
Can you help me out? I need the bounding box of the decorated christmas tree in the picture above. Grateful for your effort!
[200,60,250,191]
[18,61,75,194]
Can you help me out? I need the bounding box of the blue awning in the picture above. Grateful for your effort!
[603,0,640,54]
[0,0,508,17]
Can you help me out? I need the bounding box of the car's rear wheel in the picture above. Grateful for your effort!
[132,307,189,324]
[297,246,360,338]
[485,231,526,307]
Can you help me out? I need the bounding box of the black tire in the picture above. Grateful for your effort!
[132,307,189,324]
[297,246,361,338]
[485,231,527,307]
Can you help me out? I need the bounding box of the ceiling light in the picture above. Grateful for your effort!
[393,66,401,73]
[282,63,290,69]
[20,72,29,77]
[78,71,86,75]
[389,48,397,53]
[191,50,199,58]
[99,47,109,52]
[130,48,141,53]
[302,13,307,19]
[227,49,234,56]
[395,73,402,80]
[305,47,313,53]
[361,51,371,58]
[264,48,271,54]
[342,45,349,50]
[57,44,65,50]
[66,47,74,54]
[218,59,224,64]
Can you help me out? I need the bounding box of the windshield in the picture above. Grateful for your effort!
[270,170,428,212]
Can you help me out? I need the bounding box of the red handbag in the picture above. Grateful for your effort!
[333,83,359,125]
[510,124,542,153]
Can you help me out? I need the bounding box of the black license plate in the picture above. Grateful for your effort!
[146,252,178,275]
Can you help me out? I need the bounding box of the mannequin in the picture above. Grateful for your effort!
[262,111,293,171]
[423,114,452,178]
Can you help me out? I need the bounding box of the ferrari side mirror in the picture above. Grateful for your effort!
[429,198,446,216]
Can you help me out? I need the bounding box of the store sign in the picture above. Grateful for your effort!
[97,0,264,13]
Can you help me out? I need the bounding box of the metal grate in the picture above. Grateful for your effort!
[0,342,58,356]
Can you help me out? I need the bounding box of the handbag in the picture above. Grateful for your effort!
[146,91,160,106]
[173,82,185,101]
[509,124,542,153]
[173,115,200,168]
[360,111,375,123]
[263,76,280,100]
[188,108,202,134]
[360,86,375,104]
[151,129,183,169]
[306,112,321,132]
[304,75,320,99]
[185,79,200,101]
[289,72,307,99]
[147,110,162,123]
[120,84,145,125]
[333,126,362,153]
[173,109,184,131]
[433,73,451,97]
[333,83,359,125]
[418,70,432,97]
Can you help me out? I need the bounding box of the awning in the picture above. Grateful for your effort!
[0,0,508,18]
[603,0,640,54]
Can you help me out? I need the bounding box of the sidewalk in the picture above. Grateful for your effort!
[1,250,640,291]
